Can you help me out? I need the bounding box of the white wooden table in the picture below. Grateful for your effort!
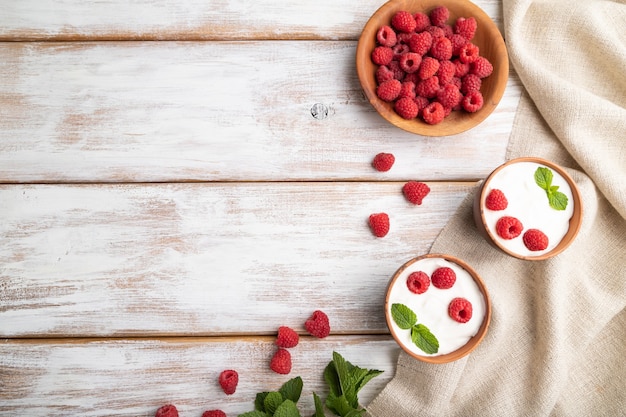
[0,1,522,415]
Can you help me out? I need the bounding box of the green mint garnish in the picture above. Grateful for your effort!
[391,303,417,329]
[391,303,439,355]
[534,166,568,210]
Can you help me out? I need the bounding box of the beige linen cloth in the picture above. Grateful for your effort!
[366,0,626,415]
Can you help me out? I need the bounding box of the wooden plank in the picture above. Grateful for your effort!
[0,336,398,416]
[0,181,474,337]
[0,0,503,41]
[0,41,522,183]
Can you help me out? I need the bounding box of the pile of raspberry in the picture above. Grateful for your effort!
[371,6,493,125]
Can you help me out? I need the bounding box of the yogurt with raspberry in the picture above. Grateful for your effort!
[481,161,575,257]
[386,257,487,357]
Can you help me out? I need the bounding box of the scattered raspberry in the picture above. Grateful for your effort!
[448,297,473,323]
[461,73,482,94]
[408,31,432,55]
[395,97,419,119]
[402,181,431,205]
[270,348,292,375]
[461,90,484,113]
[431,267,456,289]
[429,6,450,27]
[305,310,331,338]
[276,326,299,348]
[391,11,417,33]
[436,83,462,108]
[418,57,440,80]
[421,101,445,124]
[459,43,480,63]
[436,59,456,85]
[376,79,402,102]
[376,25,397,47]
[156,405,179,417]
[399,52,422,73]
[202,411,227,417]
[218,369,239,395]
[413,12,431,32]
[416,76,440,99]
[399,81,416,99]
[496,216,524,239]
[372,152,395,172]
[470,56,493,78]
[485,189,508,211]
[454,17,477,40]
[368,212,390,238]
[523,229,549,251]
[407,271,430,294]
[429,35,453,61]
[371,46,394,66]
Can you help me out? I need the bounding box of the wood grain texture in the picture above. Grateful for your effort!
[0,336,398,416]
[0,0,503,41]
[0,182,477,337]
[0,41,522,183]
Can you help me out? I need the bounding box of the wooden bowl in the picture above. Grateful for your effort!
[356,0,509,136]
[473,157,584,260]
[385,254,491,364]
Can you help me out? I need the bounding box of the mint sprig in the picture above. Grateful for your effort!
[391,303,439,355]
[534,167,568,210]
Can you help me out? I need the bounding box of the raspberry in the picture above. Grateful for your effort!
[416,76,440,99]
[459,43,480,64]
[413,12,431,32]
[485,189,508,211]
[449,34,468,56]
[391,11,417,33]
[399,81,416,99]
[202,411,227,417]
[392,43,410,59]
[407,271,430,294]
[454,17,477,41]
[442,24,454,38]
[453,59,470,77]
[218,369,238,395]
[376,25,397,47]
[418,57,440,80]
[413,96,430,116]
[376,79,401,102]
[461,73,482,94]
[375,65,395,84]
[388,61,405,81]
[403,72,420,84]
[436,60,456,85]
[436,83,462,108]
[496,216,524,239]
[368,212,390,238]
[421,101,445,124]
[371,46,394,65]
[426,25,446,39]
[408,31,433,56]
[523,229,549,251]
[402,181,430,205]
[270,348,292,375]
[462,90,484,113]
[470,56,493,78]
[305,310,331,338]
[276,326,299,348]
[431,267,456,289]
[372,152,395,172]
[448,298,473,323]
[430,36,453,61]
[395,97,419,119]
[429,6,450,27]
[155,405,179,417]
[450,76,462,90]
[399,52,422,73]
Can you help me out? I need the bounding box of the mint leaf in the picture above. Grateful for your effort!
[325,393,353,416]
[323,361,341,398]
[312,392,326,417]
[534,167,553,191]
[535,166,569,210]
[255,392,270,412]
[264,391,284,415]
[273,399,301,417]
[549,191,569,210]
[391,303,417,330]
[239,412,268,417]
[331,352,357,408]
[279,377,303,404]
[354,369,384,395]
[411,324,439,354]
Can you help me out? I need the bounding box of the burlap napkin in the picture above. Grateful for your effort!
[366,0,626,415]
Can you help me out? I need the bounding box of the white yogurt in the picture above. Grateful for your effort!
[482,162,574,257]
[387,257,486,356]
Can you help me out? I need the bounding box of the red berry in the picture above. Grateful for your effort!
[496,216,524,239]
[375,65,395,84]
[462,90,484,113]
[392,42,410,59]
[448,297,473,323]
[413,96,430,116]
[429,6,450,27]
[426,25,446,39]
[270,348,292,375]
[470,56,493,78]
[399,52,422,73]
[391,11,417,33]
[368,212,390,237]
[376,79,402,102]
[155,405,179,417]
[388,61,405,81]
[523,229,549,251]
[413,12,431,32]
[485,189,508,211]
[418,56,440,80]
[436,83,462,108]
[305,310,331,338]
[371,46,394,65]
[449,34,468,56]
[416,76,440,99]
[407,271,430,294]
[376,25,397,47]
[402,181,431,205]
[421,101,445,124]
[408,31,432,56]
[431,267,456,289]
[461,73,482,94]
[436,60,456,86]
[430,36,453,61]
[395,97,419,119]
[399,81,417,99]
[453,59,470,78]
[459,43,480,64]
[276,326,299,348]
[454,17,477,41]
[372,152,395,172]
[202,411,227,417]
[218,369,238,395]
